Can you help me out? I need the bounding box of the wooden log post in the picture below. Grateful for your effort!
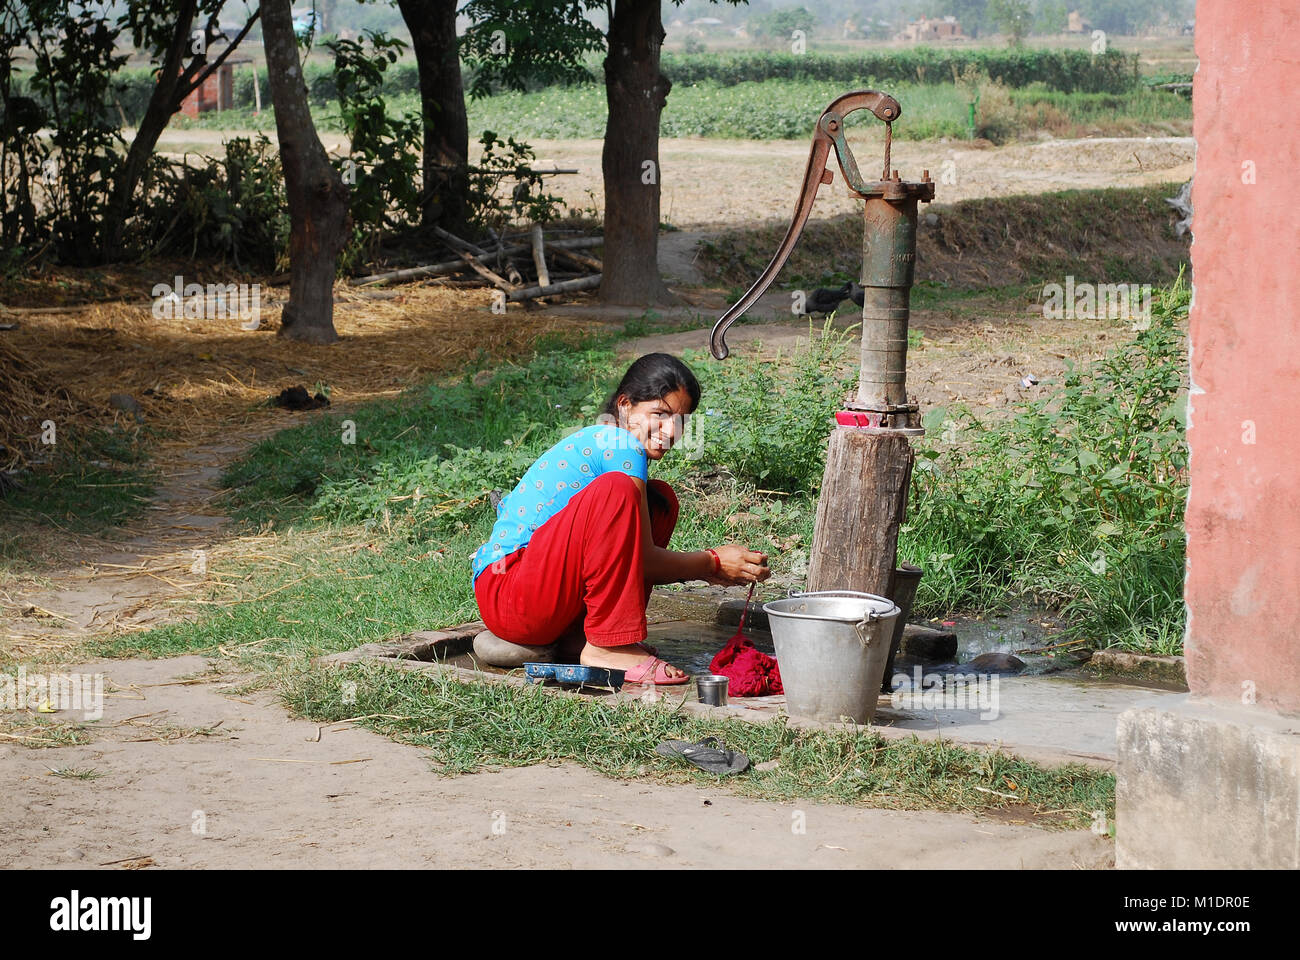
[531,225,551,288]
[506,275,603,302]
[805,429,914,599]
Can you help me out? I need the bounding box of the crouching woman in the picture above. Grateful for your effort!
[471,353,771,683]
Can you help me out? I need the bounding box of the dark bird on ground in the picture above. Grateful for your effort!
[803,282,851,315]
[270,385,330,411]
[849,281,865,308]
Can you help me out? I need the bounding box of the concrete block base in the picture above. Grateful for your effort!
[1117,697,1300,868]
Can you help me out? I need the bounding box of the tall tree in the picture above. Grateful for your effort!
[261,0,351,343]
[395,0,469,232]
[988,0,1032,44]
[463,1,740,306]
[104,0,260,261]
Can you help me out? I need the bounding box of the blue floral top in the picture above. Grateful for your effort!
[471,423,649,582]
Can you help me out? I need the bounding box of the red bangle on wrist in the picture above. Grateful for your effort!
[706,548,721,575]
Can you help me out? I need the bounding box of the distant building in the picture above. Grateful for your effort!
[179,58,251,118]
[1067,10,1091,33]
[897,16,964,43]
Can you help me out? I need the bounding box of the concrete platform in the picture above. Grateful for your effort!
[1117,698,1300,868]
[873,675,1182,768]
[323,619,1183,771]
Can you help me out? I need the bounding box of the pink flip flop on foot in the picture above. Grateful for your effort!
[622,655,689,686]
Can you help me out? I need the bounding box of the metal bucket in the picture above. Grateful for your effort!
[763,590,900,724]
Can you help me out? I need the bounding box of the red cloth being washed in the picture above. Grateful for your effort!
[709,634,783,697]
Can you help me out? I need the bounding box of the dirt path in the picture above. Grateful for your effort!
[527,135,1193,229]
[155,128,1193,231]
[1,654,1114,869]
[2,439,252,662]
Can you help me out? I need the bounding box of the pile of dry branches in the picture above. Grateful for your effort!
[354,224,604,303]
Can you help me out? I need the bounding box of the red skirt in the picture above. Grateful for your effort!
[473,472,678,648]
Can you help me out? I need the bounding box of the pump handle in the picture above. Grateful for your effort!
[709,91,901,360]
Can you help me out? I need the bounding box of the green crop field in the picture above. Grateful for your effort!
[173,77,1188,145]
[457,78,1189,143]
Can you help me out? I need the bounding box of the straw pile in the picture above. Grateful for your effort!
[0,337,95,472]
[0,278,595,474]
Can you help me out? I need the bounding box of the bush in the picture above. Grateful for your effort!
[127,134,289,270]
[901,274,1189,652]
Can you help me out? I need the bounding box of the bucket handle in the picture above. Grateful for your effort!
[788,589,889,625]
[854,618,875,649]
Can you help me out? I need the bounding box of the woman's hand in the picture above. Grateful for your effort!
[707,544,771,586]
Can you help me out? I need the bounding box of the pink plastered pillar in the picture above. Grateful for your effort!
[1186,0,1300,714]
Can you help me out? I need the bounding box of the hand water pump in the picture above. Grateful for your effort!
[709,90,935,605]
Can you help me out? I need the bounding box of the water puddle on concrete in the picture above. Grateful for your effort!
[645,620,775,677]
[912,606,1087,679]
[647,608,1075,680]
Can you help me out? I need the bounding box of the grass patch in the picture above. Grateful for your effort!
[0,713,96,749]
[0,424,156,544]
[903,275,1189,653]
[91,527,483,661]
[285,660,1114,829]
[46,766,104,780]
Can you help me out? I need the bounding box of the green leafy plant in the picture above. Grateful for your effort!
[465,131,567,234]
[325,29,422,273]
[676,318,857,493]
[16,0,126,263]
[902,273,1190,652]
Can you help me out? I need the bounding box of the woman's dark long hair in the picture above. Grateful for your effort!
[599,353,700,514]
[600,352,700,421]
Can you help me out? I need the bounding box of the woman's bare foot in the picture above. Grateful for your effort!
[579,641,686,679]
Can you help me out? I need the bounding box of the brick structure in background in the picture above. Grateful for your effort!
[1116,0,1300,869]
[179,61,245,118]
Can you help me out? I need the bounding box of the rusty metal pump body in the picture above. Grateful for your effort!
[709,90,934,432]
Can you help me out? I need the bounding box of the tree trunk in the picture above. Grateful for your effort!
[806,429,915,598]
[101,0,198,261]
[261,0,350,344]
[600,0,672,305]
[398,0,468,234]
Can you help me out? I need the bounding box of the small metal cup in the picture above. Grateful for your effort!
[696,674,730,707]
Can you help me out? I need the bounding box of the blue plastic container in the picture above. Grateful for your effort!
[523,662,626,689]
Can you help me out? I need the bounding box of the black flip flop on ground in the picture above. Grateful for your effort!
[654,737,750,775]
